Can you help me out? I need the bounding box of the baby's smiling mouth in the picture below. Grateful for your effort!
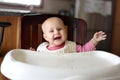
[54,36,61,40]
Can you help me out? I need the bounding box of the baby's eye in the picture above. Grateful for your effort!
[57,28,62,31]
[49,30,54,33]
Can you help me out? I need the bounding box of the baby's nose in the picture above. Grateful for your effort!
[54,29,59,34]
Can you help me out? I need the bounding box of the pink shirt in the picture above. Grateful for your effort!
[47,41,96,52]
[76,41,96,52]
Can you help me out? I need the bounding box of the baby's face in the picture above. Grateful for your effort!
[42,17,67,47]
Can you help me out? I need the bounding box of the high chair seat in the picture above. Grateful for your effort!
[21,14,87,49]
[1,49,120,80]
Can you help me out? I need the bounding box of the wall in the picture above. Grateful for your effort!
[74,0,88,21]
[74,0,113,52]
[38,0,73,14]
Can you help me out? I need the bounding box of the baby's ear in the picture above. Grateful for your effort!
[65,25,68,31]
[43,33,48,41]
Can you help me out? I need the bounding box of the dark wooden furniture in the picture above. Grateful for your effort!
[0,16,21,56]
[111,0,120,56]
[0,22,11,56]
[21,14,87,49]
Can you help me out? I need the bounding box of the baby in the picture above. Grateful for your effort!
[30,17,107,53]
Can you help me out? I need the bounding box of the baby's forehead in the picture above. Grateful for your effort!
[42,17,65,29]
[47,17,62,21]
[42,17,64,32]
[45,17,63,24]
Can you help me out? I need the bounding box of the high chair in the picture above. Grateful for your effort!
[1,14,120,80]
[21,14,87,49]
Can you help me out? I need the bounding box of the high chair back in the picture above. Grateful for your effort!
[21,14,87,49]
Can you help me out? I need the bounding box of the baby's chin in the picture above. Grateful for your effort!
[54,41,65,46]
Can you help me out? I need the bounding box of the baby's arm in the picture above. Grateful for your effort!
[90,31,107,46]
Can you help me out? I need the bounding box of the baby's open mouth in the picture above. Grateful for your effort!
[54,36,61,40]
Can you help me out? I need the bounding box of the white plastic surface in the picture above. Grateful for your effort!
[1,49,120,80]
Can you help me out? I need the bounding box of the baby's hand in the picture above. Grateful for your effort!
[29,47,36,51]
[93,31,107,42]
[91,31,107,46]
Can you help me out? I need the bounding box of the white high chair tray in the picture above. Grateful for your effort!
[1,49,120,80]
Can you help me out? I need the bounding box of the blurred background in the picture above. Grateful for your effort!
[0,0,120,79]
[0,0,119,55]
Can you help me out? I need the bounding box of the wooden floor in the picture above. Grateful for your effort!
[0,56,9,80]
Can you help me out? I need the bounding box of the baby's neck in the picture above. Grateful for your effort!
[47,43,65,50]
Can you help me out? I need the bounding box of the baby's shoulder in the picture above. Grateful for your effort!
[66,41,76,44]
[37,42,48,51]
[37,42,49,49]
[40,42,49,46]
